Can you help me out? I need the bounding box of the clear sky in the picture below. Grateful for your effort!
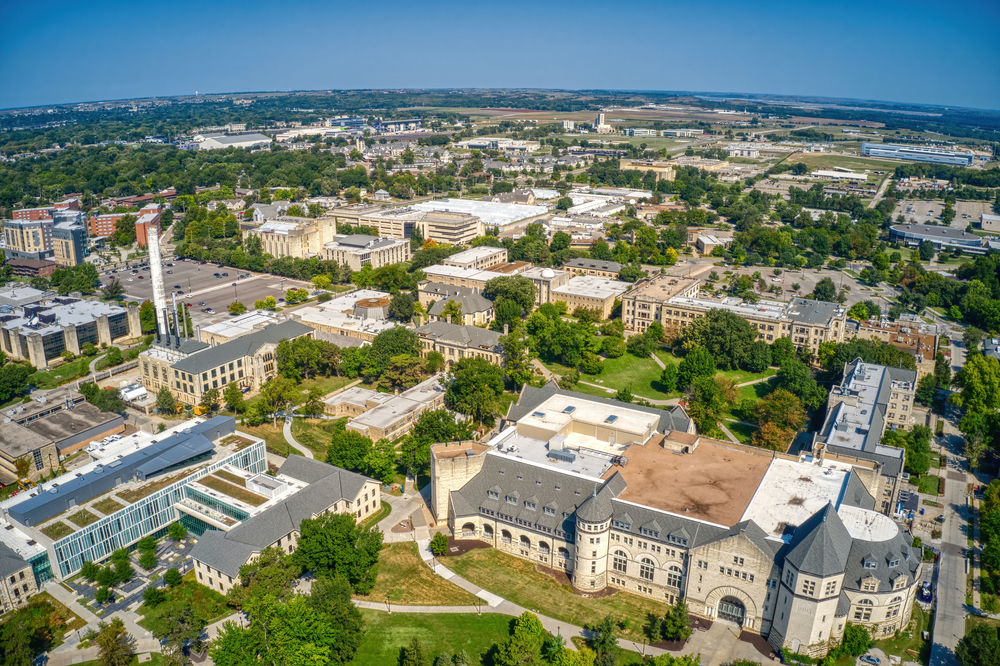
[2,0,999,111]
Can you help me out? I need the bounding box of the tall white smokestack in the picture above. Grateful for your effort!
[147,224,169,336]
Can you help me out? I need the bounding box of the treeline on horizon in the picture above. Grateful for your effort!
[2,89,998,153]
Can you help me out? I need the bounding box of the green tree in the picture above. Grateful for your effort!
[223,382,245,414]
[952,355,1000,411]
[259,376,297,427]
[483,276,536,315]
[292,512,383,594]
[228,301,247,315]
[370,327,421,372]
[145,600,206,653]
[381,354,426,391]
[956,623,1000,666]
[105,346,123,367]
[102,278,126,300]
[96,618,135,666]
[328,427,374,473]
[495,612,546,666]
[839,623,873,657]
[164,568,183,587]
[676,347,717,390]
[811,277,837,302]
[499,323,536,390]
[679,309,758,370]
[919,240,935,261]
[139,551,157,570]
[915,374,937,407]
[363,438,398,484]
[226,546,299,609]
[400,637,428,666]
[156,387,177,414]
[687,377,738,434]
[774,358,825,408]
[445,356,505,425]
[660,363,679,392]
[168,522,188,540]
[441,299,463,324]
[662,600,692,641]
[744,340,772,374]
[389,292,416,322]
[589,614,618,666]
[753,389,806,432]
[200,387,220,412]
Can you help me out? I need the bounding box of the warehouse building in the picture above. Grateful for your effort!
[889,224,986,252]
[861,143,974,166]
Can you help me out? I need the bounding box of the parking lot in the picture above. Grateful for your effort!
[711,265,883,309]
[955,200,993,226]
[105,259,314,326]
[893,200,945,226]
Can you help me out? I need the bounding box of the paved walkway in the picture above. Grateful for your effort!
[282,417,314,459]
[716,422,741,445]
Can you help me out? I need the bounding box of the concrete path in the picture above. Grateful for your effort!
[651,354,667,371]
[282,416,314,459]
[735,374,776,388]
[716,421,741,445]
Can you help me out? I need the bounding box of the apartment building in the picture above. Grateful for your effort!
[432,385,920,658]
[322,234,410,270]
[11,198,80,222]
[4,218,54,261]
[621,275,846,356]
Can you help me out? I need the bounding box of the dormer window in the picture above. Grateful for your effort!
[543,507,556,516]
[524,501,537,511]
[889,558,900,568]
[506,495,517,505]
[487,490,499,500]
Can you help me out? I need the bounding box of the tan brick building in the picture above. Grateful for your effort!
[0,544,38,616]
[322,234,410,270]
[415,321,504,368]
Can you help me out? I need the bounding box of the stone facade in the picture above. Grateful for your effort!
[0,552,39,616]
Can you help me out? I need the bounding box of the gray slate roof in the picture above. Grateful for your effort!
[189,457,375,577]
[843,529,919,594]
[0,542,30,578]
[563,258,624,273]
[508,382,692,435]
[172,321,313,374]
[415,321,501,350]
[785,503,853,577]
[428,291,493,318]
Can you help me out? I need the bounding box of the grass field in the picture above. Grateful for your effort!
[238,422,300,458]
[784,153,900,183]
[726,421,758,445]
[356,542,479,606]
[448,548,668,630]
[915,475,943,495]
[137,570,230,630]
[353,610,512,666]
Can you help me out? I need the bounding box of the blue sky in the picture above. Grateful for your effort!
[1,0,999,111]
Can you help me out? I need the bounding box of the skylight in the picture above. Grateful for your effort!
[532,411,546,418]
[605,415,619,424]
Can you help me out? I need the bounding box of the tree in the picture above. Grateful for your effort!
[754,389,806,432]
[499,323,536,390]
[382,354,426,391]
[223,382,245,414]
[687,377,738,434]
[662,600,692,642]
[259,376,297,427]
[589,614,618,666]
[915,374,937,407]
[293,512,383,594]
[956,623,1000,666]
[752,421,797,451]
[389,292,416,322]
[919,240,935,261]
[847,302,869,321]
[139,551,157,570]
[145,600,206,655]
[660,364,679,392]
[744,340,772,374]
[430,532,449,555]
[228,301,247,315]
[103,278,126,300]
[96,618,135,666]
[363,438,397,484]
[679,309,758,370]
[400,637,428,666]
[105,346,123,367]
[199,387,220,412]
[483,276,536,315]
[676,347,717,390]
[139,300,157,333]
[425,350,445,373]
[774,358,825,408]
[328,427,374,473]
[163,568,183,587]
[445,356,505,425]
[168,522,188,540]
[495,612,546,666]
[812,277,837,302]
[143,586,167,607]
[370,327,421,372]
[555,196,573,210]
[839,623,873,657]
[952,355,1000,412]
[156,387,177,415]
[440,299,463,324]
[226,546,299,609]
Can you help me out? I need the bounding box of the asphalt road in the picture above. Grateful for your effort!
[929,412,969,666]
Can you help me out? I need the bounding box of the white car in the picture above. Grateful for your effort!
[127,278,134,282]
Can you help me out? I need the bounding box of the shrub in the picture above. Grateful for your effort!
[429,532,449,556]
[95,587,112,604]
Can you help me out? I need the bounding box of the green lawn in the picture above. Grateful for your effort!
[136,571,230,630]
[238,422,300,458]
[28,356,95,390]
[355,542,479,606]
[291,418,339,456]
[915,475,943,495]
[726,421,758,445]
[448,548,669,630]
[353,610,512,666]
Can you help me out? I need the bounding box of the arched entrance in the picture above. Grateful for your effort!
[718,596,746,626]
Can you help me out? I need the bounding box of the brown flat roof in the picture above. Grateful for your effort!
[604,436,772,526]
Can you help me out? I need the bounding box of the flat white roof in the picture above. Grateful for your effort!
[520,393,659,438]
[837,504,899,542]
[319,289,392,313]
[412,199,547,228]
[200,310,279,339]
[553,275,631,301]
[740,457,851,540]
[445,246,506,263]
[297,306,400,335]
[422,265,496,282]
[812,170,868,181]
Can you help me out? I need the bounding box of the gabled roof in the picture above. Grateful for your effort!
[0,542,30,578]
[785,503,853,576]
[415,321,501,350]
[172,321,313,373]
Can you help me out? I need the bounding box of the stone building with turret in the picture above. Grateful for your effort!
[431,382,920,657]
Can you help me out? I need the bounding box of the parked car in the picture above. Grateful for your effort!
[177,290,184,294]
[174,285,181,289]
[207,309,216,315]
[860,656,880,666]
[198,301,206,306]
[166,270,173,274]
[222,272,228,277]
[138,276,144,279]
[213,273,221,278]
[922,581,932,600]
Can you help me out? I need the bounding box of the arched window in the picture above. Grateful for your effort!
[667,565,682,588]
[483,524,494,539]
[853,599,873,621]
[639,558,655,581]
[613,551,628,573]
[462,523,476,539]
[538,542,550,555]
[501,530,512,545]
[887,596,902,618]
[557,547,570,561]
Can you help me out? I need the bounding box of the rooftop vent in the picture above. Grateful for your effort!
[605,415,619,424]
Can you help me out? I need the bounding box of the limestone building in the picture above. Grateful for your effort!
[0,543,38,616]
[322,234,410,270]
[551,275,632,319]
[562,258,623,279]
[329,375,447,441]
[0,298,142,369]
[190,456,381,596]
[431,384,921,657]
[242,217,326,259]
[621,275,846,357]
[846,318,938,378]
[443,246,509,270]
[415,321,504,367]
